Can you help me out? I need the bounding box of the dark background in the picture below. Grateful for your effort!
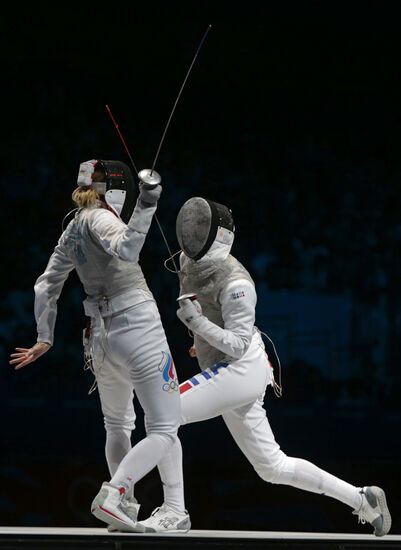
[1,1,400,535]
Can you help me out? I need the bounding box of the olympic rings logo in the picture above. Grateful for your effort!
[162,380,179,393]
[158,351,179,392]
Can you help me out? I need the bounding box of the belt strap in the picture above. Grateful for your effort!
[83,289,153,318]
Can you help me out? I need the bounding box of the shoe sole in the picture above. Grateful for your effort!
[136,521,191,534]
[368,486,392,537]
[138,527,190,533]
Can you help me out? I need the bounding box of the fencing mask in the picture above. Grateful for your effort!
[77,159,136,223]
[176,197,235,261]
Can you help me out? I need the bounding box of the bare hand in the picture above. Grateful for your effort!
[188,345,197,358]
[10,342,51,370]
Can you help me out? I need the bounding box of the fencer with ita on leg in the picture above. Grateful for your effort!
[137,196,391,536]
[9,160,186,533]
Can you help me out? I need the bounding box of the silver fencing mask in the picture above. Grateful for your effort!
[176,197,235,260]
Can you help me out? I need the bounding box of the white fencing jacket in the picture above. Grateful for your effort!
[34,198,157,345]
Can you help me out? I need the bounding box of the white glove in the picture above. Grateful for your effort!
[176,298,203,329]
[77,159,98,187]
[138,182,162,205]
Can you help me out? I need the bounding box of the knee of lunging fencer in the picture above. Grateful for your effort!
[254,452,296,485]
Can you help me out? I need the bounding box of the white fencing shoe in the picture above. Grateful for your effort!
[353,486,391,536]
[91,482,145,533]
[138,503,191,533]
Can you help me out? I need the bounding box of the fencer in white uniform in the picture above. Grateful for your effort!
[139,197,391,537]
[10,160,183,533]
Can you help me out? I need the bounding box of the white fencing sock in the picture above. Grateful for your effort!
[157,438,185,512]
[273,456,363,510]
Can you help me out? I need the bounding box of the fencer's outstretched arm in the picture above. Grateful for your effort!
[9,239,75,370]
[88,185,162,263]
[34,240,75,346]
[177,279,256,359]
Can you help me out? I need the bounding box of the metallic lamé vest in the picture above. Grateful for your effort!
[180,254,255,369]
[62,208,150,301]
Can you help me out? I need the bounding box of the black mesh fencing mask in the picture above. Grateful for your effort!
[176,197,234,260]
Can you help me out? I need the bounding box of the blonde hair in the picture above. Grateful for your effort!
[72,187,99,208]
